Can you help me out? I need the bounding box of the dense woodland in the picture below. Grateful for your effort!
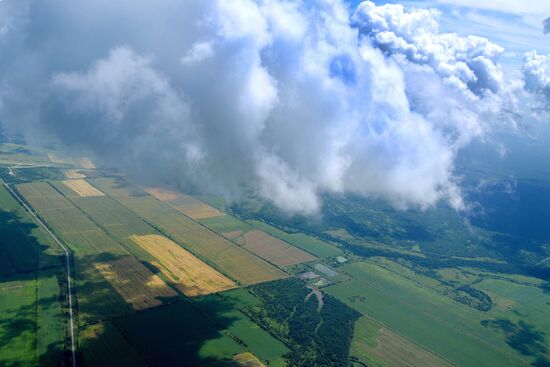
[244,278,361,367]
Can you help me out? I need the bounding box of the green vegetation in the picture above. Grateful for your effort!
[199,215,253,234]
[195,294,290,363]
[326,261,547,367]
[15,181,136,324]
[0,179,67,366]
[79,321,149,367]
[0,273,66,367]
[350,316,453,367]
[240,278,360,367]
[3,143,548,367]
[0,185,62,275]
[112,302,244,366]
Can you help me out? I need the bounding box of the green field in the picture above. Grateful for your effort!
[79,321,149,367]
[247,220,343,258]
[199,215,253,234]
[326,261,543,367]
[16,182,127,256]
[350,316,454,367]
[0,272,66,367]
[0,185,62,275]
[195,294,290,364]
[112,302,244,366]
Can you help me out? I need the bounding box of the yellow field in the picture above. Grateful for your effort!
[243,230,317,267]
[129,234,237,296]
[64,169,86,179]
[62,179,104,197]
[48,154,96,169]
[232,352,266,367]
[146,187,224,219]
[95,256,177,310]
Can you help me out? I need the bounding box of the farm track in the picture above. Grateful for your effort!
[1,178,77,367]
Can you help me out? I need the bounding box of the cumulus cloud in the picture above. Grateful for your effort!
[0,0,518,214]
[351,1,505,97]
[522,51,550,103]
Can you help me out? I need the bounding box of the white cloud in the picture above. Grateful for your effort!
[522,51,550,103]
[351,1,505,97]
[181,42,214,64]
[0,0,524,214]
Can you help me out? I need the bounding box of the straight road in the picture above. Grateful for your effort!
[1,178,77,367]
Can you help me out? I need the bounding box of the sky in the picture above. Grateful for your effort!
[0,0,549,215]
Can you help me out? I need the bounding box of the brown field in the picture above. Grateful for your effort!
[62,179,104,197]
[232,352,266,367]
[95,257,177,310]
[64,169,86,179]
[146,187,224,219]
[243,230,317,267]
[129,234,237,297]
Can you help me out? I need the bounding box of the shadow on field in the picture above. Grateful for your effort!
[1,183,248,367]
[109,177,148,197]
[481,319,549,366]
[0,208,66,367]
[72,250,245,366]
[0,210,62,276]
[79,296,244,367]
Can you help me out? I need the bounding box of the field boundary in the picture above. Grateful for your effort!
[139,186,294,273]
[330,269,530,366]
[1,178,77,367]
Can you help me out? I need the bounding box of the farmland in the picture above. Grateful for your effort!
[0,185,62,275]
[94,256,177,310]
[195,293,290,364]
[246,220,343,258]
[48,154,96,169]
[325,260,543,367]
[0,273,66,367]
[146,187,225,219]
[130,234,237,297]
[79,322,149,367]
[14,181,142,324]
[242,229,317,267]
[62,179,105,197]
[3,140,549,367]
[15,182,126,256]
[90,177,287,285]
[350,316,454,367]
[111,302,244,366]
